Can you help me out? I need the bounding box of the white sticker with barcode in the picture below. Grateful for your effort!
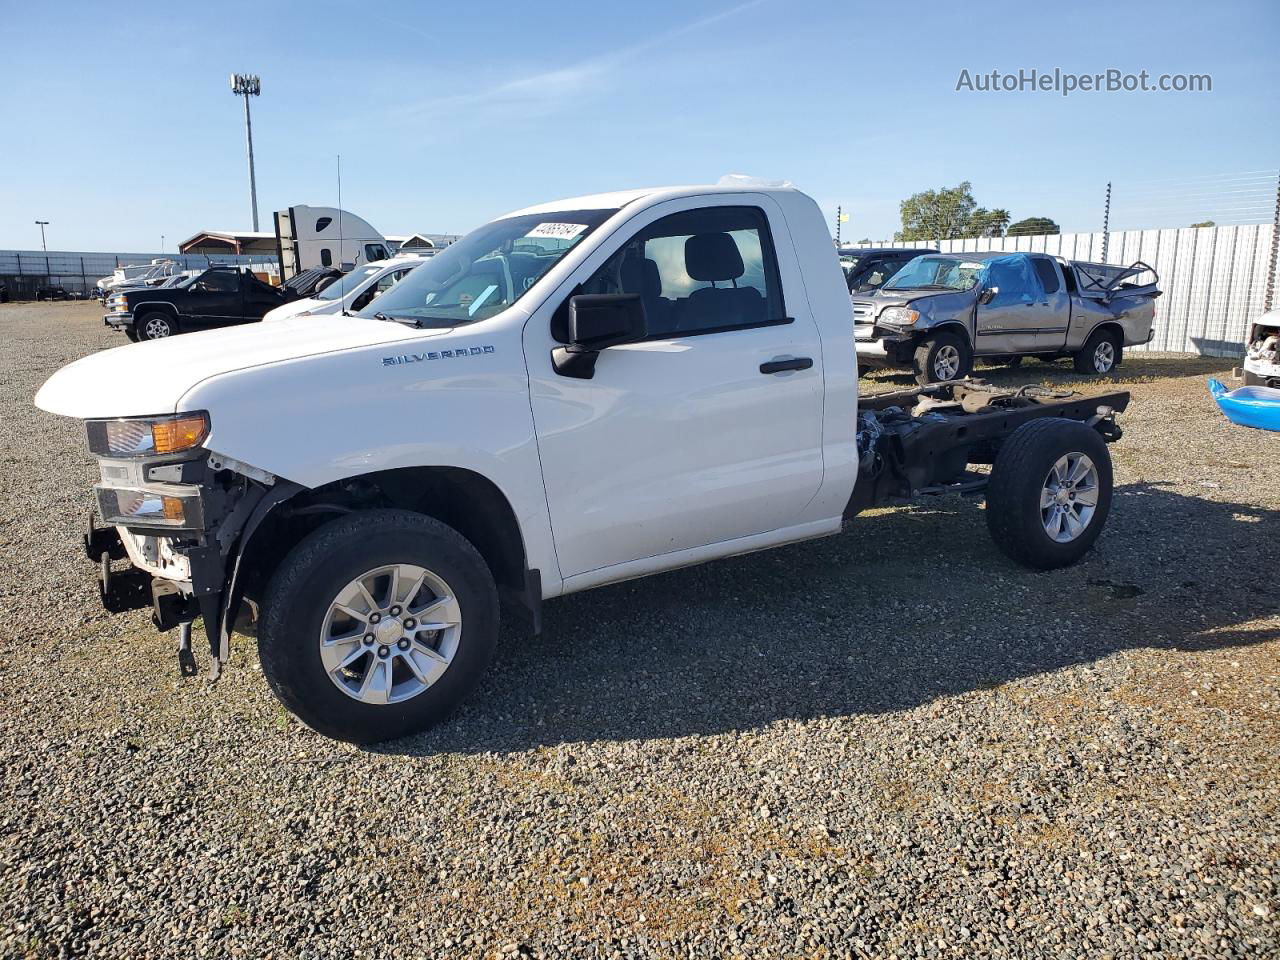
[524,222,587,240]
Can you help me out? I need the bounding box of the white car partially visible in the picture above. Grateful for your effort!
[263,256,424,322]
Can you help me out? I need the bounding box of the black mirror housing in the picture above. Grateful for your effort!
[978,286,999,305]
[553,294,647,379]
[568,293,647,350]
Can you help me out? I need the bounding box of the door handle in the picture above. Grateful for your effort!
[759,357,813,374]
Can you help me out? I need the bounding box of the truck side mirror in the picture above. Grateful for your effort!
[978,286,999,306]
[552,293,647,379]
[314,276,336,296]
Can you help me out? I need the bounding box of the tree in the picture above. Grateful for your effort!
[1190,220,1215,228]
[968,207,1011,238]
[896,182,978,241]
[1007,216,1061,237]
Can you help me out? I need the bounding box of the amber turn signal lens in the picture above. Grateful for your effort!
[151,414,208,454]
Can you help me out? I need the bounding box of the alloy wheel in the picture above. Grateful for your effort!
[319,563,462,705]
[1040,453,1099,542]
[933,344,961,380]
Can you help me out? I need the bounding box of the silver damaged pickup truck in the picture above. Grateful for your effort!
[853,252,1160,384]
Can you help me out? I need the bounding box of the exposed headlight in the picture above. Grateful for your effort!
[95,484,204,529]
[879,307,920,326]
[86,412,210,458]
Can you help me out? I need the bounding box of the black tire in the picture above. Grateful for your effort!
[912,330,972,384]
[136,311,178,340]
[259,509,499,743]
[123,327,139,342]
[1073,327,1121,375]
[985,419,1113,570]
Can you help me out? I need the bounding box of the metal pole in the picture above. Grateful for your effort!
[836,205,842,246]
[243,92,259,231]
[1265,170,1280,311]
[231,74,262,232]
[1101,182,1112,262]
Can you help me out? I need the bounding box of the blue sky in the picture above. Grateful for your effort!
[1,0,1277,251]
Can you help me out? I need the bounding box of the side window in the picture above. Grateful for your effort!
[984,256,1044,306]
[374,269,408,294]
[320,248,333,267]
[863,257,907,289]
[570,205,786,339]
[193,271,239,293]
[365,243,389,262]
[1031,257,1061,294]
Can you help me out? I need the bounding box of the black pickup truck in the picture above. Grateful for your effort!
[104,267,324,341]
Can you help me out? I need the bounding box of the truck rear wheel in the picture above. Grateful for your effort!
[985,419,1113,570]
[258,509,499,743]
[137,312,177,340]
[1073,328,1121,375]
[913,331,971,384]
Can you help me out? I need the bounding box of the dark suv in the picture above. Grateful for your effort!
[838,247,938,294]
[104,267,294,340]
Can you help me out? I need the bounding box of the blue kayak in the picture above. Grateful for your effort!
[1208,379,1280,432]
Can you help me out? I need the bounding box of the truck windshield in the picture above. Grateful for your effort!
[883,256,984,292]
[317,264,381,301]
[357,209,613,325]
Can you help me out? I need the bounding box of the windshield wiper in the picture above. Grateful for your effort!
[373,311,424,328]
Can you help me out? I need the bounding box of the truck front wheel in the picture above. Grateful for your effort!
[136,312,178,340]
[913,331,971,384]
[985,419,1113,570]
[258,509,499,743]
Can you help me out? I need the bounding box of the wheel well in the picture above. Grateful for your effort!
[238,467,529,605]
[133,302,180,318]
[1086,321,1123,344]
[918,322,972,348]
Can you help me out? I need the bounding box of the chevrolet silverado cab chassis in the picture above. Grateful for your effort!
[36,183,1130,743]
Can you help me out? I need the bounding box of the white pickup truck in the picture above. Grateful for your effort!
[36,182,1132,743]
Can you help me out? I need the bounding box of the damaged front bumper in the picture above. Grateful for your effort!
[84,450,286,678]
[854,323,914,366]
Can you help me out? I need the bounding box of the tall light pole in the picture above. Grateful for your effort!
[34,220,49,252]
[230,73,262,231]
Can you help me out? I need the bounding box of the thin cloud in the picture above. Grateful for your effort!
[405,0,767,119]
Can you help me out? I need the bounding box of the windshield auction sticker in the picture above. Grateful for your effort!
[524,222,588,240]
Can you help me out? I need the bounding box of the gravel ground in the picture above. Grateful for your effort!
[1,301,1277,959]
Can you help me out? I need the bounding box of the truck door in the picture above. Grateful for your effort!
[525,198,826,580]
[1027,256,1070,349]
[186,270,243,327]
[973,254,1046,355]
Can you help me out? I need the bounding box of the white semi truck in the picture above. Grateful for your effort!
[36,181,1132,743]
[274,205,391,281]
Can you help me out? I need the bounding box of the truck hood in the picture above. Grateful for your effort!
[263,297,322,322]
[852,289,964,320]
[35,315,452,419]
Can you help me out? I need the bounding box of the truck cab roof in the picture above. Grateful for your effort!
[501,182,804,219]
